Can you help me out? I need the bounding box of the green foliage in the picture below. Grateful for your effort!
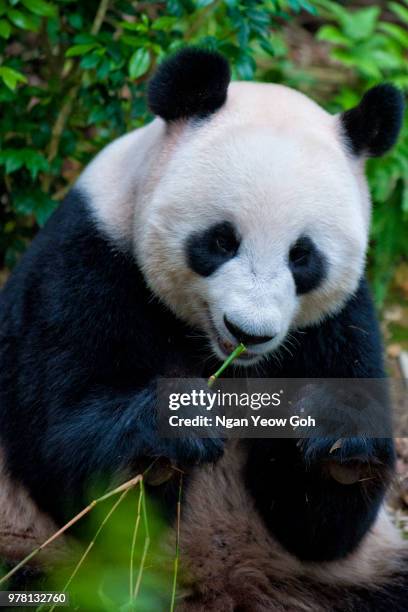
[1,479,176,611]
[54,489,172,611]
[0,0,407,303]
[0,0,314,268]
[314,0,408,305]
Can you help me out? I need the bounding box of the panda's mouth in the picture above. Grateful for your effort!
[204,308,263,365]
[216,336,255,361]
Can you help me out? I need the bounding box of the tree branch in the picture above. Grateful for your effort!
[44,0,111,191]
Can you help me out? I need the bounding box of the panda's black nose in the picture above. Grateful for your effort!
[223,315,274,346]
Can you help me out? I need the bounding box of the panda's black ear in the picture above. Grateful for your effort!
[340,84,404,157]
[147,47,230,122]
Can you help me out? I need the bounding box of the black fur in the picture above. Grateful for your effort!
[341,84,404,157]
[246,437,394,562]
[147,47,230,121]
[0,191,223,523]
[289,235,327,294]
[185,221,240,277]
[0,190,394,568]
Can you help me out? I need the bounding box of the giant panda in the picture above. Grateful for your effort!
[0,47,407,610]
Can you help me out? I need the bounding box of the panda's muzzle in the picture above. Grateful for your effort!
[223,315,275,346]
[204,303,272,364]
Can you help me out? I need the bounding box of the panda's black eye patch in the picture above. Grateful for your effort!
[289,242,311,266]
[186,221,240,277]
[214,227,238,255]
[288,236,327,295]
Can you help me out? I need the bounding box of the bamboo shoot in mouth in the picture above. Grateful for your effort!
[208,343,246,387]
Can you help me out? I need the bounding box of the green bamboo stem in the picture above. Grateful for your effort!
[0,474,143,588]
[133,480,150,599]
[129,484,144,599]
[170,472,183,612]
[48,489,130,612]
[208,343,246,387]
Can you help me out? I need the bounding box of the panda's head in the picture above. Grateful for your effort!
[135,48,404,365]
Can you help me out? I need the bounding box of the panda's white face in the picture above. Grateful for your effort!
[136,83,370,366]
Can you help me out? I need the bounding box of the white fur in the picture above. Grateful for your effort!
[78,118,165,245]
[82,81,371,365]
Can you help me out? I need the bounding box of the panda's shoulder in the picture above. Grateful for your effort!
[323,277,381,347]
[3,188,127,291]
[0,188,147,342]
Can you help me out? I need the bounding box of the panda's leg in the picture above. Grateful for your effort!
[245,436,394,562]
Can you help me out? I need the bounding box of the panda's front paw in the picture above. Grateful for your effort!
[299,436,373,465]
[163,436,224,466]
[154,376,225,466]
[298,437,394,484]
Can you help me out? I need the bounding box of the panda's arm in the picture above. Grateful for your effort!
[35,382,222,520]
[0,191,221,522]
[246,278,395,562]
